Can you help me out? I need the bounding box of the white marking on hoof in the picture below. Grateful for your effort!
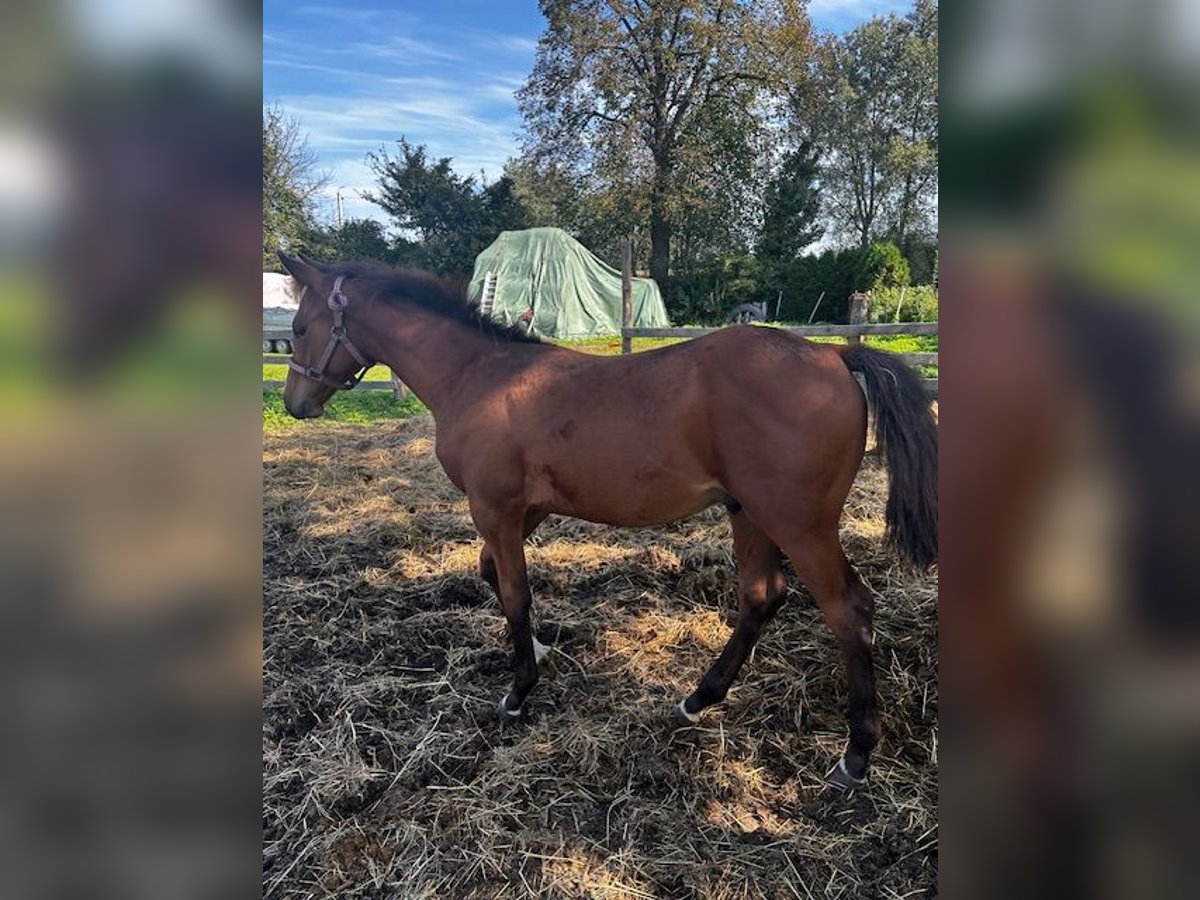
[498,696,521,718]
[677,699,700,723]
[533,637,550,665]
[826,755,867,789]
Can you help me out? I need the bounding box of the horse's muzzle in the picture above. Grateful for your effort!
[285,396,326,420]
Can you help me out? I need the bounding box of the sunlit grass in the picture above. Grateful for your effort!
[263,360,396,383]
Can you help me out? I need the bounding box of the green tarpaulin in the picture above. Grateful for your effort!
[467,227,671,338]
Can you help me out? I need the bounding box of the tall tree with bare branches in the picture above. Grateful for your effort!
[262,103,329,270]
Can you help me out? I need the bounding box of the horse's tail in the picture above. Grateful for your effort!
[840,344,938,568]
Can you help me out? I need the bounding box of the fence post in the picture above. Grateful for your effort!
[620,237,633,355]
[847,292,870,346]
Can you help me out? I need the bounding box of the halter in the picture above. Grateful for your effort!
[287,275,373,390]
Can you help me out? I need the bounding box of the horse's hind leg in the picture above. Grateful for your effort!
[479,510,550,665]
[783,529,879,789]
[679,512,788,721]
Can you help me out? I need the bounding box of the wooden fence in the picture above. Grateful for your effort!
[267,323,936,394]
[265,252,939,398]
[620,322,938,395]
[262,328,407,394]
[616,238,937,396]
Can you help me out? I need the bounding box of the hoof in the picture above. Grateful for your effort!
[533,637,550,665]
[674,698,700,724]
[496,694,523,725]
[825,756,867,791]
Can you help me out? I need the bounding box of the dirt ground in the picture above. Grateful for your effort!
[263,416,937,899]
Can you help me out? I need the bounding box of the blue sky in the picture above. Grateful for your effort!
[264,0,914,224]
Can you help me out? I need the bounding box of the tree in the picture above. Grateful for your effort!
[363,139,530,275]
[858,240,910,290]
[802,21,897,248]
[506,156,651,270]
[887,0,938,245]
[480,175,533,238]
[756,141,823,267]
[262,104,329,270]
[322,218,391,262]
[518,0,811,292]
[796,1,937,248]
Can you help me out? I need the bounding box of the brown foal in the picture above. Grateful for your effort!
[279,254,937,789]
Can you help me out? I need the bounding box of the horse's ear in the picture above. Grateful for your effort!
[297,253,330,270]
[278,251,320,283]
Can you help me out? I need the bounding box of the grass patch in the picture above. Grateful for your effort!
[552,334,687,355]
[863,333,938,354]
[264,360,396,383]
[264,388,427,432]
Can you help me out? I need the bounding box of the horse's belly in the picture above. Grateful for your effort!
[571,493,721,527]
[533,466,722,527]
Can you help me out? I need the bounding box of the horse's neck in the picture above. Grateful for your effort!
[356,304,505,413]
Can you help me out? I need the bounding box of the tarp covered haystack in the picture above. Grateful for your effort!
[467,227,670,338]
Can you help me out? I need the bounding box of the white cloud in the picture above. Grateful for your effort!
[342,35,464,64]
[277,76,523,230]
[266,10,554,228]
[491,35,538,55]
[283,91,517,155]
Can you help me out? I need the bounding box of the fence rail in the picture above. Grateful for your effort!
[263,379,399,391]
[621,322,939,340]
[619,321,939,396]
[614,244,937,396]
[266,314,938,396]
[263,331,409,395]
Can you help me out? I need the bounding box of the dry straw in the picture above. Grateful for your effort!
[264,417,937,898]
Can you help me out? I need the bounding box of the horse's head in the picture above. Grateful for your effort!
[278,253,373,419]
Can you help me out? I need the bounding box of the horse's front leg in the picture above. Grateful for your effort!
[479,510,550,668]
[474,505,540,719]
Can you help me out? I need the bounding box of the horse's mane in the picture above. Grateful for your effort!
[333,261,543,344]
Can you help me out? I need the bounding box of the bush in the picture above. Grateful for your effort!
[754,241,904,323]
[672,240,930,325]
[859,241,910,291]
[902,239,937,286]
[670,254,762,324]
[868,284,938,323]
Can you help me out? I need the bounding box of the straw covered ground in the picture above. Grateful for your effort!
[263,415,937,899]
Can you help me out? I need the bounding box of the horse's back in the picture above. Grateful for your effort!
[542,325,864,472]
[686,326,864,417]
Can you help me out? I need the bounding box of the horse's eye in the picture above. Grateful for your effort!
[293,324,306,339]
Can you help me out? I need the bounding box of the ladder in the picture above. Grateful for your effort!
[480,271,498,317]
